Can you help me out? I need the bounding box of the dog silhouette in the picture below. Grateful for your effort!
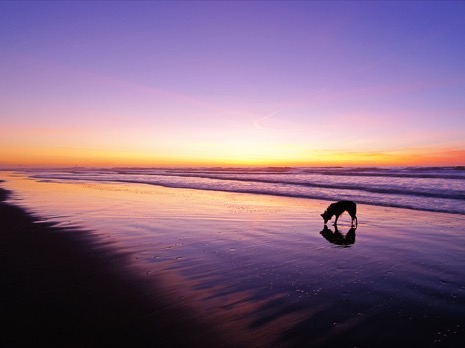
[321,201,358,226]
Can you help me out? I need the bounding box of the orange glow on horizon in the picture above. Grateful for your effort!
[1,145,464,168]
[2,2,465,171]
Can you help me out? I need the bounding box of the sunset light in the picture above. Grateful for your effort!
[1,1,464,168]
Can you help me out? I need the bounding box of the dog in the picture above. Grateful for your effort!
[321,200,358,226]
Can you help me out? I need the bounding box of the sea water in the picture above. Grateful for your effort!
[27,166,465,214]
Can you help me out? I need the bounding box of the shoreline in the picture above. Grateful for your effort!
[14,166,465,216]
[0,187,231,347]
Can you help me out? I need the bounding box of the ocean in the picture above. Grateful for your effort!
[27,166,465,215]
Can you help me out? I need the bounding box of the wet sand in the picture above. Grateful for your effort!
[0,186,231,347]
[1,174,465,347]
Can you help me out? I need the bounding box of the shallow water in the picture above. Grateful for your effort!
[2,173,465,347]
[27,166,465,214]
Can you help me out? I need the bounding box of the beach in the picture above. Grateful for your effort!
[0,184,233,347]
[1,172,465,347]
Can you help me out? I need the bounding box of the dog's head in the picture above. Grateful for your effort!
[321,211,332,224]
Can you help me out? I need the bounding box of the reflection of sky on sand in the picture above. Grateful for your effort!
[3,173,465,347]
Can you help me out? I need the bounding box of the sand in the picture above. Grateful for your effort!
[0,185,232,347]
[1,174,465,347]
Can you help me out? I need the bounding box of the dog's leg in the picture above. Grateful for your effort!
[351,215,358,227]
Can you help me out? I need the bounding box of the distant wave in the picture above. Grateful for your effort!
[28,166,465,215]
[119,172,465,200]
[129,182,463,214]
[164,166,465,178]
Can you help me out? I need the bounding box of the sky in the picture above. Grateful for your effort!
[1,0,465,168]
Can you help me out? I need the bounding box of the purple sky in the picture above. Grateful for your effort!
[1,1,465,166]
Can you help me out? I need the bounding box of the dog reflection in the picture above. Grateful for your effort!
[320,225,356,247]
